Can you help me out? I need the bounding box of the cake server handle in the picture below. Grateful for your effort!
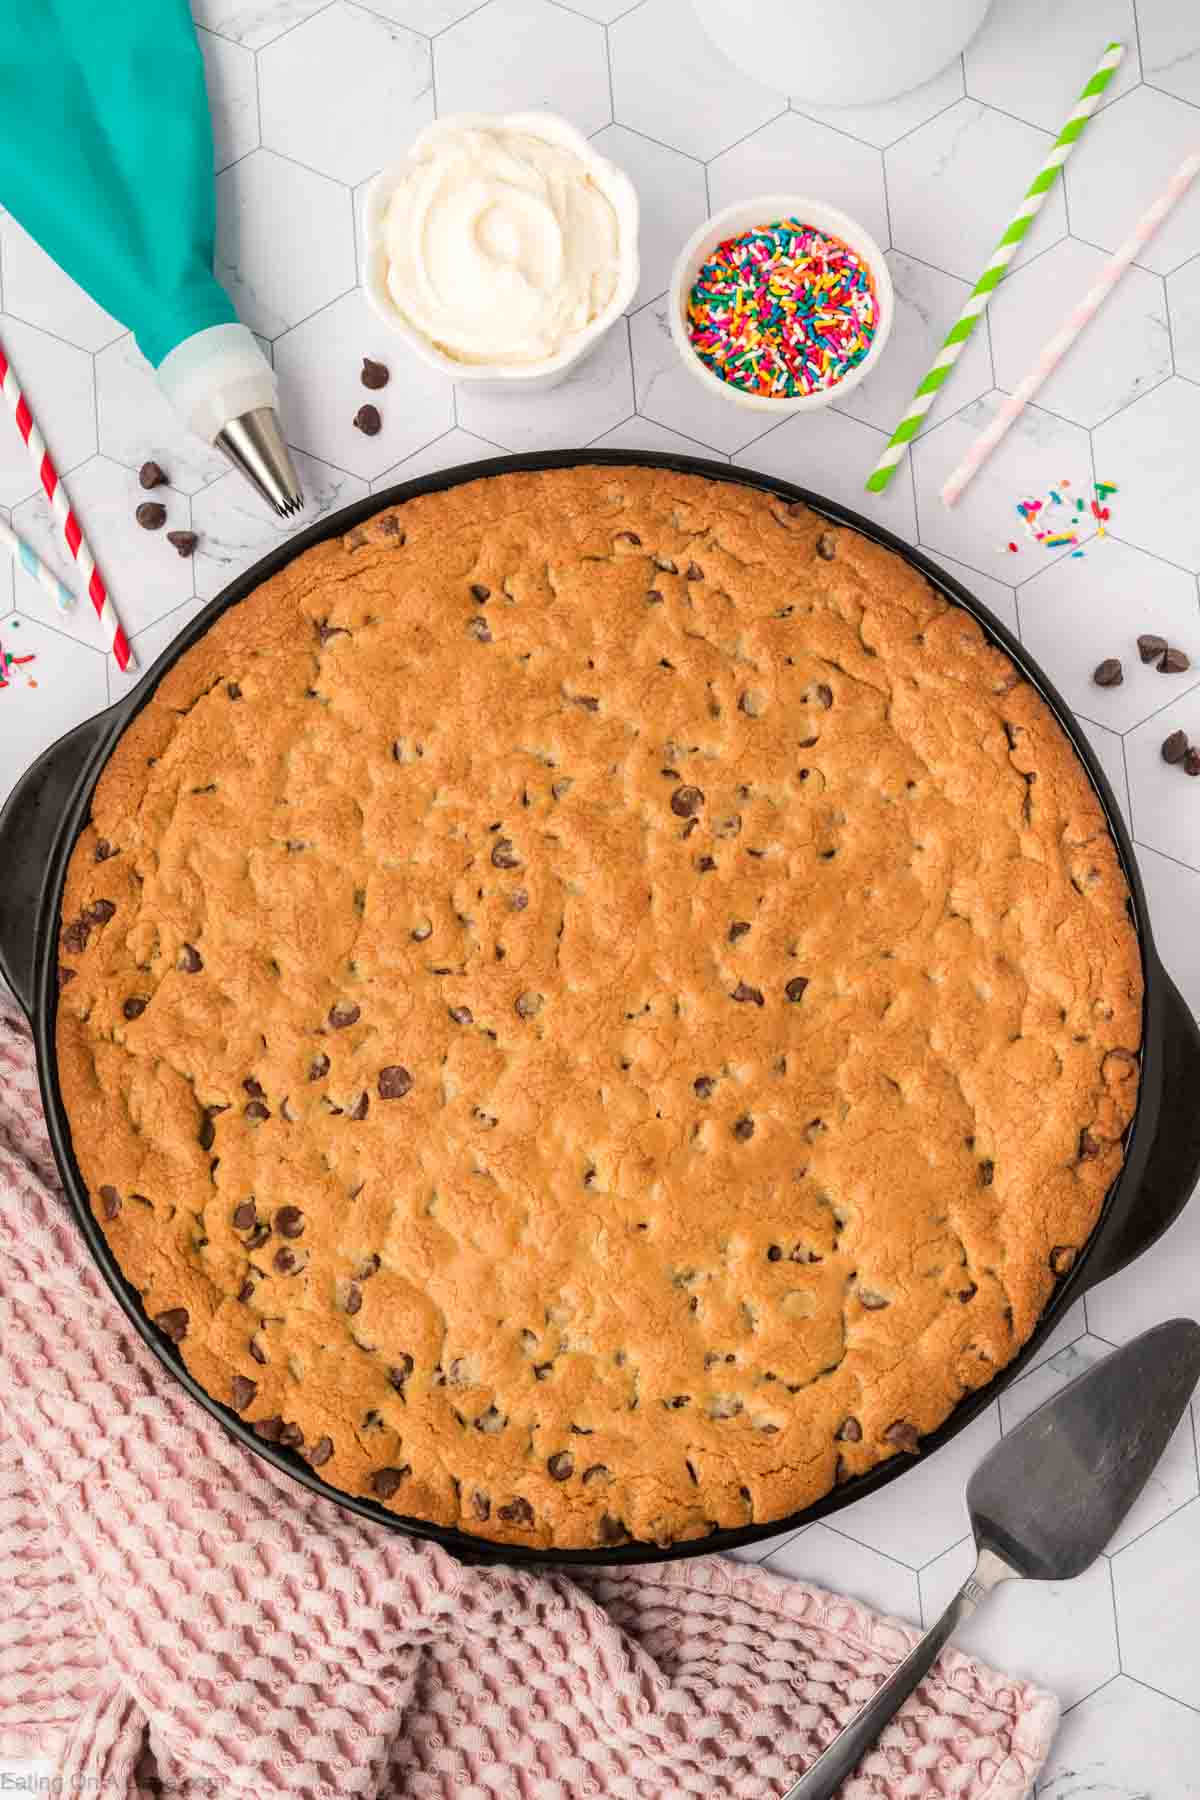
[777,1547,1017,1800]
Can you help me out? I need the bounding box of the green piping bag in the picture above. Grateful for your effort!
[0,0,302,515]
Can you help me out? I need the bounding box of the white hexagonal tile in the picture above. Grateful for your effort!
[835,252,992,443]
[963,0,1139,133]
[886,100,1067,284]
[989,239,1170,429]
[749,408,919,547]
[588,415,727,459]
[1022,1296,1087,1372]
[191,451,367,603]
[629,297,776,456]
[190,0,328,49]
[335,0,485,31]
[0,318,96,510]
[1065,88,1200,279]
[1018,536,1200,732]
[106,595,213,708]
[273,290,453,479]
[216,149,356,339]
[95,335,230,496]
[457,318,633,449]
[1136,1,1200,107]
[12,458,195,652]
[833,1401,1000,1568]
[920,547,1018,636]
[793,56,964,151]
[0,611,108,811]
[1094,381,1200,573]
[436,0,611,136]
[1113,1500,1200,1707]
[198,25,260,172]
[763,1522,921,1624]
[1167,256,1200,385]
[260,4,431,188]
[371,427,506,491]
[723,1523,805,1567]
[0,214,123,353]
[1140,844,1200,1021]
[1039,1676,1200,1800]
[919,1535,1119,1709]
[588,125,708,313]
[708,113,888,255]
[1124,694,1200,873]
[610,0,783,161]
[911,392,1092,583]
[999,1336,1198,1554]
[1085,1157,1200,1347]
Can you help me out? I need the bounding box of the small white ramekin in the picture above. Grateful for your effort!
[668,195,893,414]
[362,111,640,394]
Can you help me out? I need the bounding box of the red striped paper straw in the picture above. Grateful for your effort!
[0,338,133,671]
[942,149,1200,506]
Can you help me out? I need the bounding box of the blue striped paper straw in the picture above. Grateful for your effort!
[1,514,76,610]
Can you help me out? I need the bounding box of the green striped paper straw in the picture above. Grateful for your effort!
[865,40,1125,495]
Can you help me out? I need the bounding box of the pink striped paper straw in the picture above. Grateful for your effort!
[942,150,1200,508]
[0,338,134,670]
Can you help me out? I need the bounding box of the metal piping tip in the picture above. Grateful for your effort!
[214,407,304,518]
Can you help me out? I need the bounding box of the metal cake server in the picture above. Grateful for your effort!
[781,1317,1200,1800]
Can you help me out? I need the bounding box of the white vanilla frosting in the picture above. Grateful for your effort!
[383,126,621,366]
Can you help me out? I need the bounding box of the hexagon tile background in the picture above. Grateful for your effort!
[3,0,1200,1792]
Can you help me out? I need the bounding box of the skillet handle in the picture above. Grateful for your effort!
[0,709,117,1018]
[1079,965,1200,1293]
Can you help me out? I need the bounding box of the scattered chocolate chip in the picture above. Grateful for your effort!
[61,919,90,955]
[859,1289,889,1310]
[582,1464,610,1485]
[497,1496,533,1524]
[837,1416,862,1442]
[784,976,809,1003]
[448,1005,474,1026]
[154,1307,189,1343]
[1187,748,1200,778]
[728,920,751,942]
[378,1065,413,1099]
[472,1490,491,1521]
[645,588,663,604]
[884,1420,920,1455]
[238,1279,254,1304]
[249,1337,268,1364]
[1138,633,1168,664]
[978,1158,994,1187]
[410,920,432,941]
[597,1514,625,1544]
[685,562,703,581]
[122,996,147,1020]
[515,990,543,1018]
[731,981,764,1006]
[166,530,198,558]
[328,1003,361,1029]
[509,888,529,911]
[87,899,116,926]
[693,1076,715,1099]
[670,785,705,817]
[1078,1128,1101,1160]
[99,1185,121,1220]
[344,1282,362,1315]
[57,966,77,988]
[767,1245,782,1262]
[243,1077,265,1099]
[615,530,642,547]
[308,1436,334,1467]
[732,1115,755,1141]
[245,1222,271,1250]
[1162,730,1190,765]
[276,1205,305,1238]
[353,404,382,437]
[278,1422,304,1448]
[139,460,167,490]
[389,1355,414,1390]
[253,1415,284,1441]
[136,501,167,531]
[1159,646,1191,674]
[233,1200,257,1231]
[492,837,521,869]
[227,682,242,700]
[349,1091,370,1121]
[1050,1244,1077,1276]
[244,1100,270,1120]
[95,839,117,861]
[815,531,837,561]
[230,1375,257,1411]
[1093,658,1123,688]
[466,615,492,643]
[178,943,203,973]
[470,583,491,602]
[309,1053,330,1080]
[361,357,390,390]
[273,1247,297,1274]
[547,1451,574,1480]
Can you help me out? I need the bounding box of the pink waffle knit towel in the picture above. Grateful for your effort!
[0,1004,1057,1799]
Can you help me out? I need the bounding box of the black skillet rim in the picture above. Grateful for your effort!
[29,447,1166,1565]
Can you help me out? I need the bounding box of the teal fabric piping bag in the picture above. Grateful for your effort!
[0,0,301,515]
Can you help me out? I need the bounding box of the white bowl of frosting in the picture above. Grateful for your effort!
[362,112,639,390]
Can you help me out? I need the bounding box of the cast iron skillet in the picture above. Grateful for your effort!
[2,448,1199,1566]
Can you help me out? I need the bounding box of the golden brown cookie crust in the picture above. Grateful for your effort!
[56,466,1142,1550]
